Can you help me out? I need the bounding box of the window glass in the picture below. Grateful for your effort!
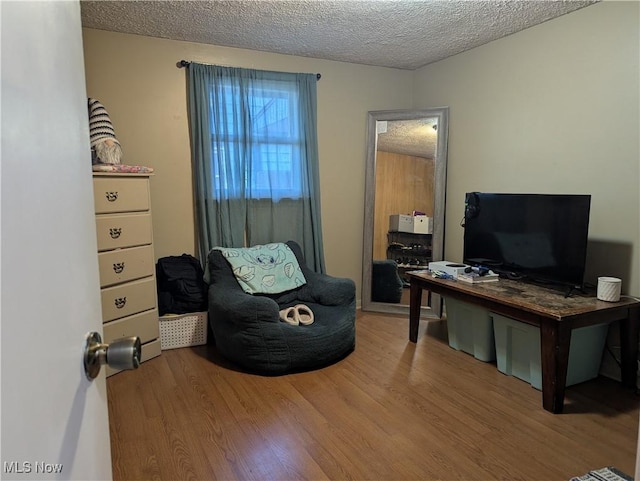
[210,80,303,200]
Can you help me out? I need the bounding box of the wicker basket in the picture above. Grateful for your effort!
[159,311,208,350]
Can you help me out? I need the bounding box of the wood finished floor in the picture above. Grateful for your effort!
[107,311,639,481]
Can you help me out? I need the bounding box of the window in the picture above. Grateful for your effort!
[210,79,304,201]
[188,63,325,271]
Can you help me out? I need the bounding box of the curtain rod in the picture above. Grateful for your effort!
[177,60,321,80]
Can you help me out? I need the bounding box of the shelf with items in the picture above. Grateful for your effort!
[386,231,433,284]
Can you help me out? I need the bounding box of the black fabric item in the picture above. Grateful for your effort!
[156,254,208,315]
[371,260,404,303]
[206,240,356,374]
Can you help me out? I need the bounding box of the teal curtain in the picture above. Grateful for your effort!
[187,64,326,272]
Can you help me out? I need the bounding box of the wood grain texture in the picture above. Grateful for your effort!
[373,151,434,260]
[108,311,639,480]
[407,274,640,320]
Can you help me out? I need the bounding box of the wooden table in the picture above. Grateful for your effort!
[407,271,640,413]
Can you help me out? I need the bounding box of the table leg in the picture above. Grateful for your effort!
[619,306,639,389]
[539,318,571,414]
[409,282,422,343]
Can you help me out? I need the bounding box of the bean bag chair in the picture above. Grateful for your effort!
[206,240,356,374]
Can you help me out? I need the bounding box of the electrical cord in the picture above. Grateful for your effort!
[604,343,622,369]
[621,294,640,302]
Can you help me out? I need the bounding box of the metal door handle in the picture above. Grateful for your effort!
[83,332,141,380]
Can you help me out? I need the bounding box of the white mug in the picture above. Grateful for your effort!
[597,277,622,302]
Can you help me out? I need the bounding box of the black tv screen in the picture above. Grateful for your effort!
[462,193,591,288]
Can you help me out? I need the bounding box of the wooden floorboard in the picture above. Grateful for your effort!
[107,310,639,480]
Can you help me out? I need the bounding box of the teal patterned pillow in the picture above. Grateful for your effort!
[215,243,307,294]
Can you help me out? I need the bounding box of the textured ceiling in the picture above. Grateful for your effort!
[80,0,597,71]
[80,0,597,157]
[377,118,438,158]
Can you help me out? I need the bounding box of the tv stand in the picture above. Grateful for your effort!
[564,285,575,298]
[504,271,524,281]
[506,275,585,299]
[563,284,589,298]
[407,272,640,414]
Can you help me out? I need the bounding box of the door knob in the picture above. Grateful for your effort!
[83,331,141,380]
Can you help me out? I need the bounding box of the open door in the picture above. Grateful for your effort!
[1,2,112,479]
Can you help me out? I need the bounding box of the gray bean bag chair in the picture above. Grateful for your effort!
[206,240,356,374]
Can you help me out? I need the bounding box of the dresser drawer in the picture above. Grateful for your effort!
[106,338,161,377]
[101,277,156,322]
[93,177,150,214]
[103,309,160,344]
[98,245,155,287]
[96,213,152,252]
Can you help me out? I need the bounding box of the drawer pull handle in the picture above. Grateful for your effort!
[114,297,127,309]
[113,262,125,274]
[109,228,122,239]
[105,191,119,202]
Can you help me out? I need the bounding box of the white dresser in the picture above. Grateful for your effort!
[93,173,161,376]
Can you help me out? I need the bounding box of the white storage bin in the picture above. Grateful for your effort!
[413,215,433,234]
[492,313,608,390]
[159,311,208,350]
[389,214,414,233]
[445,297,496,362]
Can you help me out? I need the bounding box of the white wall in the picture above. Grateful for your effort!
[413,1,640,297]
[414,5,639,474]
[82,29,414,301]
[81,3,639,476]
[1,2,112,479]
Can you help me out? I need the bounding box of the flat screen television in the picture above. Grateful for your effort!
[462,193,591,289]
